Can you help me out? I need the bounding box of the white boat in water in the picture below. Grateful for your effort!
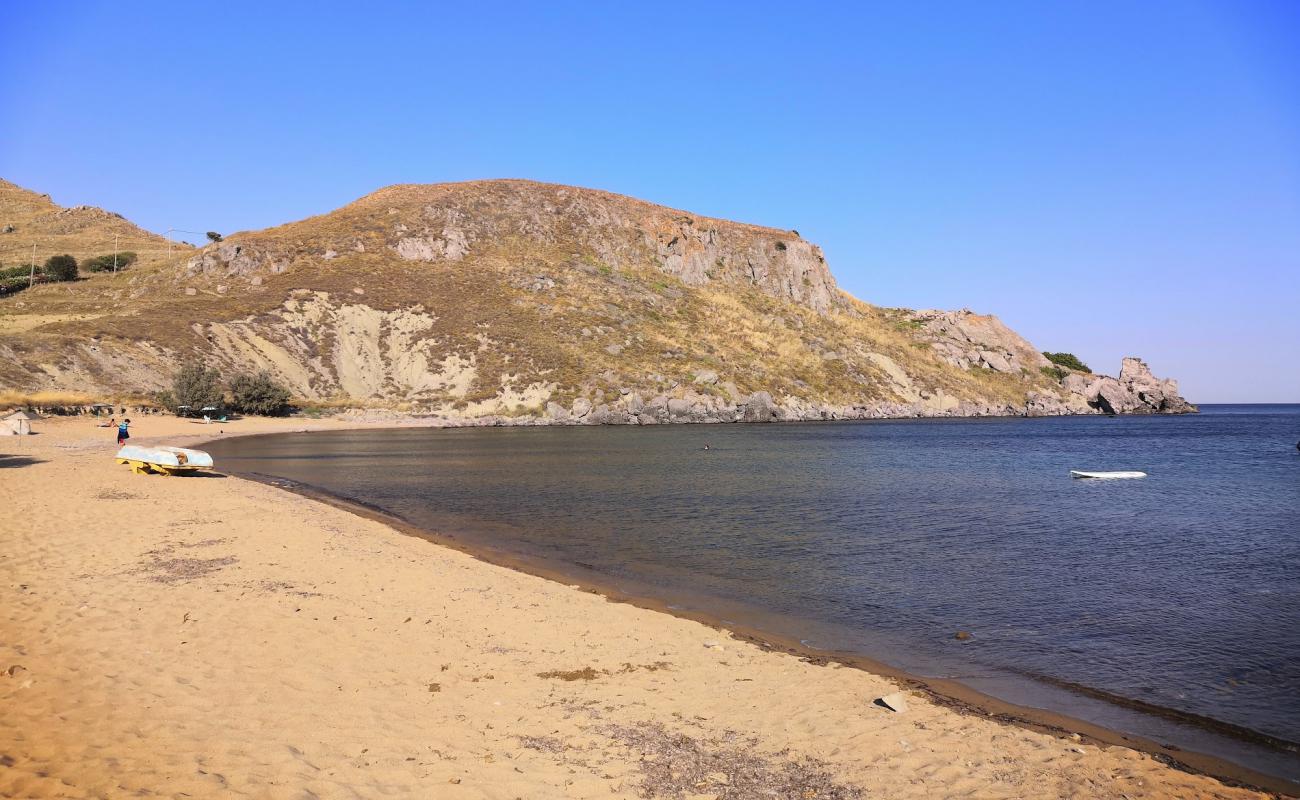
[1070,470,1147,480]
[116,445,214,475]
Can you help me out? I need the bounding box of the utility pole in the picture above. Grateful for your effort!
[28,243,35,287]
[113,233,120,272]
[166,229,203,262]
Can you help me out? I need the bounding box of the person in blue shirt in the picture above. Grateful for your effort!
[116,418,131,446]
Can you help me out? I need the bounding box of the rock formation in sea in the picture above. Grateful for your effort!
[0,178,1195,422]
[1062,358,1197,415]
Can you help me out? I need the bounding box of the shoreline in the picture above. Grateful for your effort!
[224,458,1300,797]
[8,382,1198,425]
[2,414,1293,798]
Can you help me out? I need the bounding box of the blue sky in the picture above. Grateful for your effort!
[2,1,1297,402]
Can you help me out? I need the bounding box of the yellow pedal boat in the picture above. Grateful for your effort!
[116,445,215,475]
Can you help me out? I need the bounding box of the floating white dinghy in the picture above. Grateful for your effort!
[116,445,214,475]
[1070,470,1147,480]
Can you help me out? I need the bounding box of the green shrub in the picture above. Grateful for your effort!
[1042,352,1091,373]
[227,370,292,416]
[151,390,176,410]
[44,254,78,282]
[83,252,137,272]
[1041,365,1067,382]
[0,277,29,296]
[172,360,223,414]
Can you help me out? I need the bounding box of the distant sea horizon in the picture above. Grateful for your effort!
[1197,402,1300,407]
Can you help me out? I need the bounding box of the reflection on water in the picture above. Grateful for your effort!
[208,405,1300,781]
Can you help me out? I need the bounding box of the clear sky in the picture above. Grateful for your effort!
[2,1,1297,402]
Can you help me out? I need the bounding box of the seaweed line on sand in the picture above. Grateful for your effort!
[599,720,862,800]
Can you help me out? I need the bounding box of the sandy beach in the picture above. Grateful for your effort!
[0,415,1283,799]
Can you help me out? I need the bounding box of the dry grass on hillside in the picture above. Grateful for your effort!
[0,179,191,272]
[0,388,163,410]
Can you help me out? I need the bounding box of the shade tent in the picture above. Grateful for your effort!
[2,410,35,435]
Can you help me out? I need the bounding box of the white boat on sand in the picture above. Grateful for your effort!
[116,445,214,475]
[1070,470,1147,480]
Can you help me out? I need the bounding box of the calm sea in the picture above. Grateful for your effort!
[206,404,1300,781]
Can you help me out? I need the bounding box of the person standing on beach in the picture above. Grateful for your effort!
[116,418,131,446]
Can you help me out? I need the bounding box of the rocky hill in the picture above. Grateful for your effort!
[0,178,1194,421]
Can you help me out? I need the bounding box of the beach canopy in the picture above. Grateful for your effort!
[2,410,34,435]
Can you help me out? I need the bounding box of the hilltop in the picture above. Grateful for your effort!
[0,178,187,274]
[0,178,1193,420]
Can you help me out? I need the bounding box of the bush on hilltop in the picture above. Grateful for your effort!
[1042,352,1091,373]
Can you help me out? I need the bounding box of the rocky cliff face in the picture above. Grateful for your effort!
[910,309,1053,374]
[0,178,1195,422]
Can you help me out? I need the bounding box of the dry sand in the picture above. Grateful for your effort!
[0,415,1281,799]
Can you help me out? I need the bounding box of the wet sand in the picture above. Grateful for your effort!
[0,415,1287,798]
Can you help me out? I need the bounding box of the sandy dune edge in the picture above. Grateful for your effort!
[0,417,1273,798]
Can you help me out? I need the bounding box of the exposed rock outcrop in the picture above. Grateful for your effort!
[906,308,1195,416]
[1061,358,1196,414]
[184,180,841,314]
[187,242,287,277]
[910,309,1051,373]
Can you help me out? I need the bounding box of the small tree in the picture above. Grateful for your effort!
[227,371,292,416]
[1042,352,1091,373]
[172,360,224,414]
[44,254,78,282]
[151,389,176,410]
[206,231,223,243]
